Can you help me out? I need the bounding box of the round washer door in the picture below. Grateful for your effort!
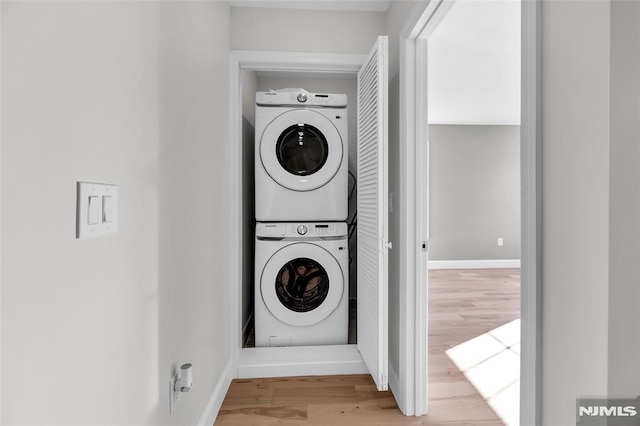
[260,109,343,191]
[261,242,344,327]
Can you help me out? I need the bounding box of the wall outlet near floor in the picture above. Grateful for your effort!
[497,237,504,247]
[169,374,180,414]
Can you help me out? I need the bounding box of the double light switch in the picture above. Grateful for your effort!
[87,195,114,225]
[77,182,118,238]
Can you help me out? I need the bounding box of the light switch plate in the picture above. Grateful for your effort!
[76,182,118,239]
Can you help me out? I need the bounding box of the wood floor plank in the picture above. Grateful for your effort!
[272,385,361,406]
[220,392,273,408]
[215,409,307,426]
[306,397,418,425]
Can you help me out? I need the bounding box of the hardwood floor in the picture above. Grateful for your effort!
[215,268,520,425]
[427,268,520,425]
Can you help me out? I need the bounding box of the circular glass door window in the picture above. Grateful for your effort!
[275,257,330,312]
[276,124,329,176]
[259,109,343,192]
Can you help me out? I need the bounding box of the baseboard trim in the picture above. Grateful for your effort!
[237,344,368,378]
[197,358,234,426]
[428,259,521,270]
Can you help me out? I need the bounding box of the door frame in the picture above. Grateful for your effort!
[398,0,542,423]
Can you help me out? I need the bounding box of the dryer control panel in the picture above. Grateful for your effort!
[256,89,347,108]
[257,222,348,239]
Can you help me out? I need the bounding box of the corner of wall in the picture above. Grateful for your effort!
[197,359,234,426]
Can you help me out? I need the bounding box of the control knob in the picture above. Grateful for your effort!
[297,225,308,235]
[297,92,308,103]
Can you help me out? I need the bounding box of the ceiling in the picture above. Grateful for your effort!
[428,0,521,125]
[228,0,391,12]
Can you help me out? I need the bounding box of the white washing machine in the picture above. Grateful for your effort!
[254,221,349,347]
[255,89,348,222]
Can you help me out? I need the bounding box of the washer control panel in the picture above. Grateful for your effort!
[257,222,347,238]
[256,89,347,108]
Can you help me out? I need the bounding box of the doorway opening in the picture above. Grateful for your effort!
[398,0,540,423]
[425,1,521,424]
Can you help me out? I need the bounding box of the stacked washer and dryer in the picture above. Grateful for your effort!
[254,88,350,347]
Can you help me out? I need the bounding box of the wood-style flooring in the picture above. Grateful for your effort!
[215,268,520,425]
[427,268,520,425]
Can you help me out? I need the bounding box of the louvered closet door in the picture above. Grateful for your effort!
[357,35,389,392]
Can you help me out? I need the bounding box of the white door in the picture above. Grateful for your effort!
[357,36,389,391]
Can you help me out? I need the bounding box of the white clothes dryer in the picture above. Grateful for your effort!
[255,89,348,221]
[254,221,349,347]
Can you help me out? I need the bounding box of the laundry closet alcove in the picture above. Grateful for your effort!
[229,36,390,391]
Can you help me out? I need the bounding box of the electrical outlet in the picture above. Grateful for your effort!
[497,238,504,247]
[169,374,180,414]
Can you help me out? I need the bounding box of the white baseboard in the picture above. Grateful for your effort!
[237,344,368,378]
[428,259,521,270]
[197,358,234,426]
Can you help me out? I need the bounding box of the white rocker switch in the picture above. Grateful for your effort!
[88,196,101,225]
[102,196,113,223]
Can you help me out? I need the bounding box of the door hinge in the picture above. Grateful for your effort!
[421,241,428,252]
[383,241,393,250]
[381,374,388,390]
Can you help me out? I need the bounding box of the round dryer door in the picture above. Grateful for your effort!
[260,242,344,327]
[260,109,344,192]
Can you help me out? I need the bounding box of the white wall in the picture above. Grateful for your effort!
[231,7,386,53]
[608,0,640,397]
[2,2,231,424]
[428,125,520,261]
[386,1,417,77]
[541,1,611,423]
[2,2,160,423]
[427,0,521,125]
[157,2,232,425]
